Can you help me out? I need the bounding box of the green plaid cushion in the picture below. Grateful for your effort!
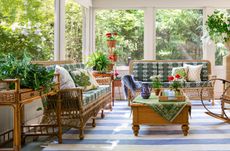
[83,85,110,106]
[184,81,212,88]
[131,62,158,82]
[183,62,209,81]
[158,62,183,82]
[61,63,85,71]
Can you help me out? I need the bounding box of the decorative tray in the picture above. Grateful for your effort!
[158,89,185,102]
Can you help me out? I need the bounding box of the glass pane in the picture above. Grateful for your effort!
[156,9,203,60]
[0,0,54,60]
[65,0,83,62]
[215,9,230,66]
[96,10,144,66]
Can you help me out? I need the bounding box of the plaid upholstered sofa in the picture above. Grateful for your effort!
[129,60,215,104]
[33,61,112,140]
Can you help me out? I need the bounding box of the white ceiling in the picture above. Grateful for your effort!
[92,0,230,9]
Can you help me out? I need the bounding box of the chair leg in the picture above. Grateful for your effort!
[101,110,105,119]
[212,97,215,106]
[79,128,84,140]
[92,118,96,127]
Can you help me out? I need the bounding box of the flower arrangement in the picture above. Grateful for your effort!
[150,75,162,95]
[106,32,118,41]
[114,69,119,79]
[206,11,230,43]
[168,74,184,94]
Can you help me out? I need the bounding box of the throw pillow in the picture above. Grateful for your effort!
[171,67,188,80]
[55,65,76,89]
[183,64,203,81]
[70,69,99,91]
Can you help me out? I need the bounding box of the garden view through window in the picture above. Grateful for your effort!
[0,0,54,60]
[65,0,84,62]
[156,9,203,60]
[95,10,144,66]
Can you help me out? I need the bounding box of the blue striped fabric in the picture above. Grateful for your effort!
[44,100,230,151]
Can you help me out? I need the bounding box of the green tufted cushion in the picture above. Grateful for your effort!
[61,63,85,71]
[131,62,158,82]
[183,62,209,81]
[158,62,183,82]
[82,85,110,106]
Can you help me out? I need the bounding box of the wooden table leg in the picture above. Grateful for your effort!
[181,124,189,136]
[57,93,62,144]
[13,104,21,151]
[132,124,140,136]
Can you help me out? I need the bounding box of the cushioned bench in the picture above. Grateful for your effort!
[33,61,112,140]
[129,60,215,104]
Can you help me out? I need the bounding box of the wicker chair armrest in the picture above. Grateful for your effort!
[96,77,111,85]
[208,75,217,80]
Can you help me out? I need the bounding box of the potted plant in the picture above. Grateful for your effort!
[150,75,162,96]
[206,11,230,50]
[0,53,55,91]
[106,32,118,48]
[108,50,120,62]
[168,74,184,96]
[86,51,112,73]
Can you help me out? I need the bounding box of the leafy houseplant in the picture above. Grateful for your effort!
[150,75,162,95]
[0,53,55,91]
[206,11,230,48]
[86,51,112,72]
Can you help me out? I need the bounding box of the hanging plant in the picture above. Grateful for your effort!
[206,11,230,43]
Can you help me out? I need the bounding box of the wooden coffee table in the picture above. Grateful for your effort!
[131,95,191,136]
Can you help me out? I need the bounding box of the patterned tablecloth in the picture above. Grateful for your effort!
[133,94,191,122]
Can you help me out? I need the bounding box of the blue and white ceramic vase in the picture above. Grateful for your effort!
[141,82,152,99]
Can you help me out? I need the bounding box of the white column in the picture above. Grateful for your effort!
[83,7,95,63]
[203,7,215,72]
[54,0,66,60]
[144,7,156,60]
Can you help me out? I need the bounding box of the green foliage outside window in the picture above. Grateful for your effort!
[0,0,54,60]
[96,10,144,65]
[156,9,203,60]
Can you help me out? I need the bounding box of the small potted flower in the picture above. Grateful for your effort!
[150,75,162,96]
[168,74,184,96]
[106,32,118,48]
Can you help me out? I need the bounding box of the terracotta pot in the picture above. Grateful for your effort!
[107,63,114,72]
[154,88,161,96]
[107,40,116,48]
[108,54,118,62]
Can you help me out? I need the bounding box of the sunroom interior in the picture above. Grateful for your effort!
[1,0,230,150]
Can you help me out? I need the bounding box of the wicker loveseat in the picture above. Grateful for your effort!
[34,61,112,140]
[128,60,215,104]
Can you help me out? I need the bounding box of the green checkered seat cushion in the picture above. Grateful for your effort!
[158,62,183,82]
[184,81,212,88]
[131,62,158,82]
[82,85,110,106]
[61,63,85,71]
[183,62,209,81]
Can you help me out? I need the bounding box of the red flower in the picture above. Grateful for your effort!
[168,76,174,81]
[109,55,114,60]
[106,33,112,37]
[113,32,118,36]
[175,74,181,79]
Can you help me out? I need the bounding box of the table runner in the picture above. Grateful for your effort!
[133,94,191,122]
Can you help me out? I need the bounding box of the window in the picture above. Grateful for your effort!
[156,9,203,60]
[0,0,54,60]
[96,10,144,66]
[215,9,230,66]
[65,0,84,62]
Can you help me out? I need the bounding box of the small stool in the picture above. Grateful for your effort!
[113,79,122,100]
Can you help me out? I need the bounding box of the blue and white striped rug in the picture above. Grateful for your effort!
[44,100,230,151]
